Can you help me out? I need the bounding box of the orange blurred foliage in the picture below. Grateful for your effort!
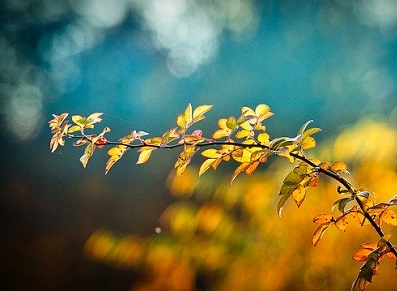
[84,118,397,290]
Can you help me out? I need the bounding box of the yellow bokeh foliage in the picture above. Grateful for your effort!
[82,118,397,290]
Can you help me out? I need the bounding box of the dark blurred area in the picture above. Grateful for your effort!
[1,0,397,290]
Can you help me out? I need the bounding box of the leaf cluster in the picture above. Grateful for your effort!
[49,104,397,290]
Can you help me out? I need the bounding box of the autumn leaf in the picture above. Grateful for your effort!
[49,113,70,152]
[330,161,349,174]
[380,209,397,226]
[291,184,306,207]
[335,214,350,231]
[212,118,234,139]
[312,223,332,246]
[332,197,354,213]
[193,105,213,123]
[105,133,137,174]
[174,144,197,176]
[80,143,95,168]
[136,147,155,165]
[313,214,334,224]
[231,163,250,184]
[199,159,217,177]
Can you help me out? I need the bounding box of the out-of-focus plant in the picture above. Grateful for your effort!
[49,104,397,290]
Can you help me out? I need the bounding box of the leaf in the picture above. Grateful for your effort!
[201,149,223,159]
[183,134,205,144]
[301,136,316,150]
[199,159,216,177]
[72,115,85,126]
[105,133,137,174]
[257,133,270,145]
[277,170,301,216]
[312,223,332,246]
[87,112,103,124]
[353,249,373,262]
[381,209,397,226]
[176,103,193,133]
[297,120,314,137]
[231,163,250,184]
[67,125,81,133]
[313,214,334,224]
[330,161,349,174]
[332,197,354,213]
[255,104,273,120]
[212,118,233,139]
[291,184,306,207]
[184,103,193,125]
[193,105,213,122]
[49,113,70,152]
[136,148,155,165]
[80,143,95,168]
[335,214,349,231]
[162,128,180,144]
[174,144,196,176]
[226,116,237,130]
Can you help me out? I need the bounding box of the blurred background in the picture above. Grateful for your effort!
[1,0,397,290]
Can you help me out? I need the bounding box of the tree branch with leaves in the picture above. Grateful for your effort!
[49,103,397,290]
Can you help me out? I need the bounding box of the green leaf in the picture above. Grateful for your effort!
[226,116,237,130]
[80,143,95,168]
[332,197,354,213]
[67,125,81,133]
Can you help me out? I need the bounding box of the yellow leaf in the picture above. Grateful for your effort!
[291,184,306,207]
[201,149,222,159]
[241,106,255,117]
[136,148,154,164]
[87,112,103,124]
[381,209,397,226]
[258,133,270,145]
[183,135,205,144]
[199,159,216,177]
[176,114,186,129]
[80,143,95,168]
[255,104,274,121]
[72,115,84,125]
[184,103,193,125]
[239,120,252,131]
[330,161,349,174]
[301,136,316,150]
[193,105,213,120]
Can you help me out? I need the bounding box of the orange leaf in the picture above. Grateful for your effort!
[335,214,349,231]
[313,214,334,224]
[381,209,397,226]
[312,223,332,246]
[231,163,250,184]
[352,248,373,262]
